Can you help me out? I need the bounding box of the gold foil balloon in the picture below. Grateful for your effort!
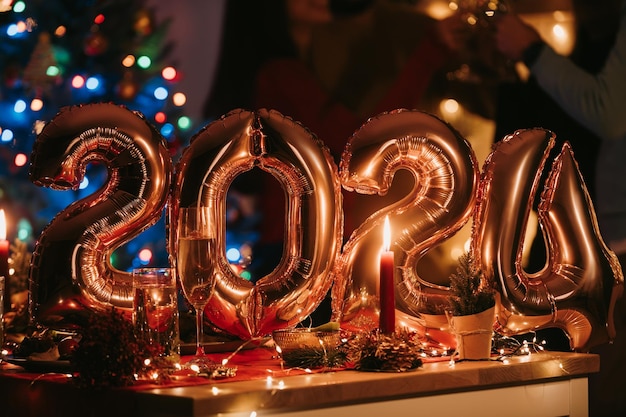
[29,103,172,328]
[472,128,623,351]
[333,109,479,340]
[170,109,342,339]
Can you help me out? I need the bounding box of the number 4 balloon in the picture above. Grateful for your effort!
[473,128,623,351]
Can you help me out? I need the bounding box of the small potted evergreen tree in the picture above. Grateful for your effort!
[447,251,496,360]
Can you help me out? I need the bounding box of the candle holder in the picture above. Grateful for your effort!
[272,328,344,369]
[272,328,341,353]
[0,276,4,349]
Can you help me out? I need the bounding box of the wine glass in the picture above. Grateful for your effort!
[447,0,514,84]
[177,206,218,372]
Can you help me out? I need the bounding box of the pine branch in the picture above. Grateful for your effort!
[448,252,495,316]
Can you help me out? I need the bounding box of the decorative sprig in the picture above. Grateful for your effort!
[448,252,495,316]
[9,238,31,294]
[281,346,347,369]
[70,307,161,388]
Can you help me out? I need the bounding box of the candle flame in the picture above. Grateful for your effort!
[383,216,391,251]
[0,209,6,240]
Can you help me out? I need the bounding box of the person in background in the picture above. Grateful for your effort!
[495,0,626,260]
[494,0,621,271]
[204,0,465,282]
[494,2,626,415]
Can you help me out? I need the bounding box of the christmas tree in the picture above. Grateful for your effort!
[0,0,196,270]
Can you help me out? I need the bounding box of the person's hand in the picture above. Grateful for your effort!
[494,13,542,61]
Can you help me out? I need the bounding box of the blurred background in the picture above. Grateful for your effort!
[0,0,577,287]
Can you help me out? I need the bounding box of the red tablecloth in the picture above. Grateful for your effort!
[1,347,346,390]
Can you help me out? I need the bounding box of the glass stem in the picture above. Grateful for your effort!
[195,306,205,357]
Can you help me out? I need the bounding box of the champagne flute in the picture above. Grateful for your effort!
[177,206,218,372]
[448,0,513,83]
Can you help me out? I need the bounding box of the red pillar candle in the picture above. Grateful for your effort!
[379,216,395,334]
[0,209,9,314]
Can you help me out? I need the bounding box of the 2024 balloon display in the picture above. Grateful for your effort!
[28,104,623,350]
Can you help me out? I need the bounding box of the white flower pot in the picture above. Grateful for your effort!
[449,306,496,360]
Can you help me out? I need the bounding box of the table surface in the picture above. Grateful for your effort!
[0,351,599,417]
[140,351,599,416]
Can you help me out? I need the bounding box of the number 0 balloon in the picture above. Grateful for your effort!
[170,109,342,340]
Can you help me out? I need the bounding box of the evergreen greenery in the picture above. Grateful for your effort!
[448,252,495,316]
[70,307,161,388]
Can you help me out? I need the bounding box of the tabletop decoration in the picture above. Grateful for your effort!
[70,307,163,388]
[446,251,496,361]
[7,239,30,296]
[344,328,423,372]
[378,216,395,334]
[492,333,546,360]
[447,252,495,317]
[279,344,347,370]
[186,363,238,379]
[1,239,30,339]
[11,328,62,360]
[272,322,346,369]
[182,336,278,379]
